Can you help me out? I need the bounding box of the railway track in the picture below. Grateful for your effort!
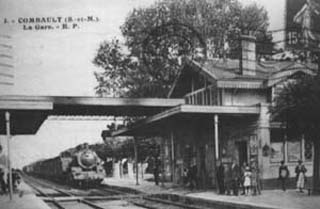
[24,175,109,209]
[95,184,212,209]
[24,175,213,209]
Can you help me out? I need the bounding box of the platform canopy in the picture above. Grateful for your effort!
[112,104,261,137]
[0,95,184,135]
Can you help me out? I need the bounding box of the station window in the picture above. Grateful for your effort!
[270,128,313,163]
[287,136,313,163]
[270,129,285,163]
[287,140,301,162]
[304,140,313,162]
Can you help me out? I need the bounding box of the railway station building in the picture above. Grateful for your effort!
[113,35,317,189]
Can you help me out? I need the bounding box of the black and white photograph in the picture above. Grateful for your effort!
[0,0,320,208]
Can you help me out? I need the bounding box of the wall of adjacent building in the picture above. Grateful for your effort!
[221,89,268,106]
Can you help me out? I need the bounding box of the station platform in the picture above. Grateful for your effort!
[102,176,320,209]
[0,181,51,209]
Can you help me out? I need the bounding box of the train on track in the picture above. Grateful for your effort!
[23,143,105,187]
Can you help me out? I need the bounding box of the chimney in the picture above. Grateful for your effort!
[240,35,256,76]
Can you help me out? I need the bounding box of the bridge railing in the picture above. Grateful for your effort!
[184,85,218,105]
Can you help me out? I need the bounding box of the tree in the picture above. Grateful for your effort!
[270,74,320,192]
[100,122,160,162]
[93,0,272,97]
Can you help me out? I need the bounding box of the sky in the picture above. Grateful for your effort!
[0,0,286,168]
[0,0,286,96]
[0,0,154,96]
[0,116,123,168]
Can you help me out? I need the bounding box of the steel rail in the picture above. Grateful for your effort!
[24,175,108,209]
[26,175,210,209]
[98,185,212,209]
[24,177,67,209]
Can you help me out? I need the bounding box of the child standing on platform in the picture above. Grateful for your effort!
[243,166,251,195]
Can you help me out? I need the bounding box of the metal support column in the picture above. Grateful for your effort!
[214,114,219,160]
[161,138,165,187]
[133,138,139,185]
[6,111,13,200]
[170,132,175,182]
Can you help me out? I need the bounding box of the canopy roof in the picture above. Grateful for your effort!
[112,104,260,136]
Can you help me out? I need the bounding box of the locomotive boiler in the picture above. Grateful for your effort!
[70,147,105,186]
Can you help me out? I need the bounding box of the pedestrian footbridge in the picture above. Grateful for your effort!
[0,95,184,134]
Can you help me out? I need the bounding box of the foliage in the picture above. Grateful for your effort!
[89,138,159,162]
[89,143,114,160]
[270,75,320,140]
[136,138,160,161]
[111,138,160,162]
[93,39,138,97]
[270,73,320,190]
[93,0,272,97]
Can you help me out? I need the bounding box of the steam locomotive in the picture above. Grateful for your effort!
[24,144,105,187]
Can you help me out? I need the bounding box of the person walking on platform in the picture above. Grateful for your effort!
[279,160,289,191]
[224,164,232,195]
[0,168,6,194]
[12,169,21,190]
[188,162,197,190]
[230,160,240,196]
[240,162,247,195]
[251,161,261,195]
[183,168,188,186]
[216,160,225,194]
[295,160,307,192]
[153,156,161,186]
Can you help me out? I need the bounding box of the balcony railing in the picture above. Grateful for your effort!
[184,85,218,105]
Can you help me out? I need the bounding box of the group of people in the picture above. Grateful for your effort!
[216,160,261,196]
[216,159,309,195]
[152,156,308,194]
[278,159,308,192]
[0,168,21,195]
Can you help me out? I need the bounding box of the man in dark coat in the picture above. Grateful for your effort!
[230,160,240,195]
[216,160,225,194]
[279,160,289,191]
[0,168,6,194]
[188,163,197,190]
[240,162,247,195]
[153,156,161,185]
[224,164,232,195]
